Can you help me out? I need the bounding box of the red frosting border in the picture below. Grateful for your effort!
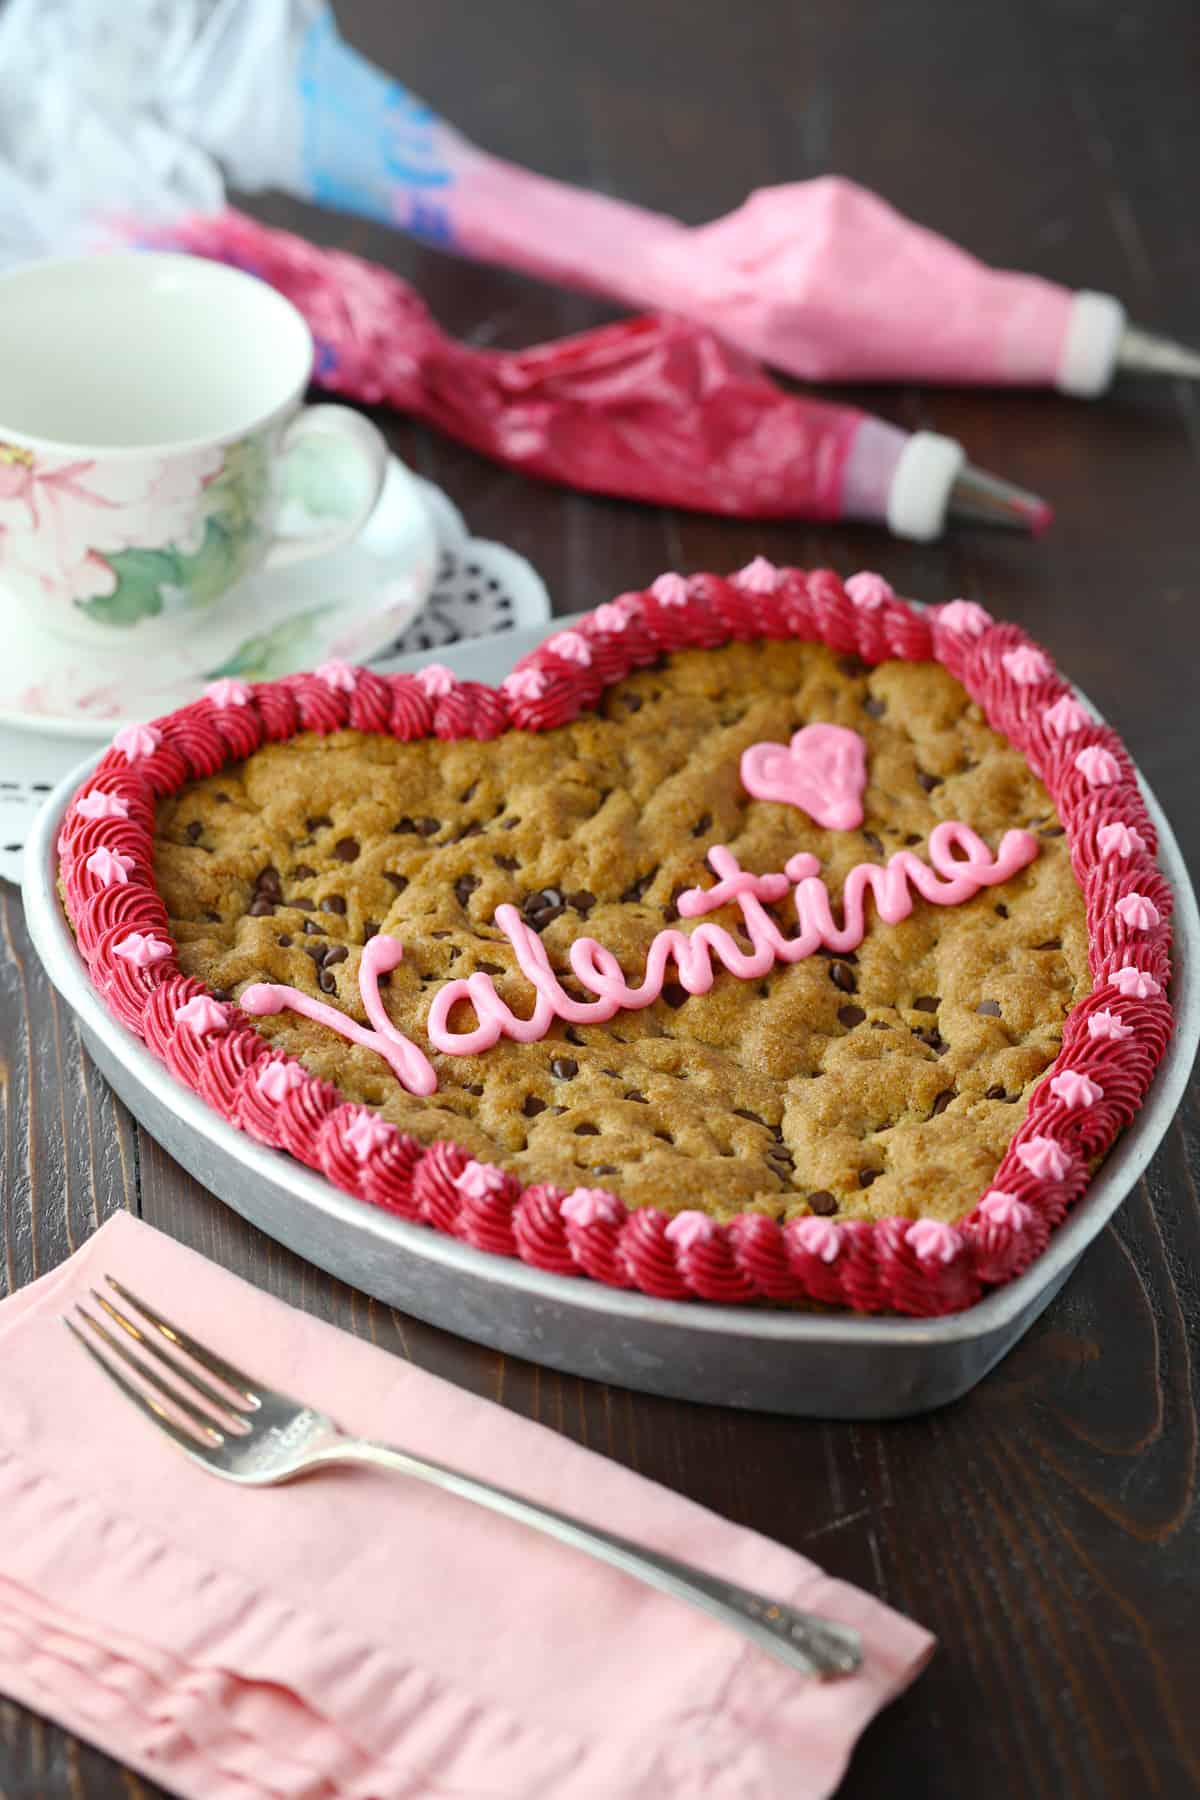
[58,566,1174,1316]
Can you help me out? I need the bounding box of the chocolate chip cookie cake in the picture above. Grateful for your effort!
[59,563,1173,1314]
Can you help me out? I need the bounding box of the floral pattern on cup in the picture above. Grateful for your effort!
[0,432,273,627]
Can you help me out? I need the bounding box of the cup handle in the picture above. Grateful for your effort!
[263,404,390,569]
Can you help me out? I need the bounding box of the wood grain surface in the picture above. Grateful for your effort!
[2,0,1198,1793]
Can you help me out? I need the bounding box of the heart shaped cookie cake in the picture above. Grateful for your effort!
[59,564,1173,1315]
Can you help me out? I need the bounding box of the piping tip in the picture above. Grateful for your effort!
[1117,324,1200,380]
[947,464,1054,537]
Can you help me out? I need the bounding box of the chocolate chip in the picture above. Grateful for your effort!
[215,792,230,804]
[393,817,418,834]
[662,884,688,923]
[503,817,520,830]
[838,1004,866,1028]
[1039,825,1065,838]
[203,909,221,923]
[476,960,504,975]
[624,1090,648,1104]
[1035,938,1061,951]
[321,895,347,915]
[733,1108,765,1124]
[248,895,275,916]
[837,653,868,677]
[454,874,479,908]
[303,919,324,936]
[994,902,1009,918]
[522,889,565,933]
[550,1057,578,1079]
[363,920,379,941]
[522,1095,547,1117]
[276,934,293,947]
[305,942,327,966]
[564,1026,585,1047]
[184,820,203,843]
[323,945,348,967]
[567,889,596,915]
[858,1168,882,1188]
[621,871,657,904]
[808,1191,837,1216]
[977,1000,1002,1017]
[209,987,231,1003]
[384,872,409,892]
[464,1083,484,1096]
[318,968,337,994]
[291,864,316,880]
[931,1089,956,1116]
[904,833,922,846]
[863,695,887,719]
[915,1027,947,1053]
[459,783,478,803]
[624,693,643,712]
[574,1123,599,1136]
[986,1084,1007,1100]
[591,1164,618,1175]
[418,817,440,837]
[653,1130,673,1143]
[913,995,940,1013]
[862,830,885,855]
[916,771,943,792]
[334,837,360,862]
[430,930,451,939]
[306,815,332,831]
[494,854,520,872]
[456,821,484,840]
[662,983,688,1009]
[870,1020,889,1030]
[830,962,857,994]
[255,866,282,898]
[691,813,713,837]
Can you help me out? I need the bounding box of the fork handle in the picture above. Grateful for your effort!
[318,1438,862,1680]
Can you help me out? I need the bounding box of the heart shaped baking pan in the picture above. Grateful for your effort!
[28,572,1200,1415]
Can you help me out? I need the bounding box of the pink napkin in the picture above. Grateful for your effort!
[0,1213,933,1798]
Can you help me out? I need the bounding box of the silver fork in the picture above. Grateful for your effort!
[66,1276,862,1681]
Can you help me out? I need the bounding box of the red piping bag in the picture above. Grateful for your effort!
[143,210,1050,542]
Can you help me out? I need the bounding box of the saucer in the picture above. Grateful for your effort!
[0,444,437,738]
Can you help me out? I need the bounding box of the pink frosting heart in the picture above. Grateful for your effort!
[740,724,867,830]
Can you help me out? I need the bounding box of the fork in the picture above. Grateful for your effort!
[66,1276,862,1681]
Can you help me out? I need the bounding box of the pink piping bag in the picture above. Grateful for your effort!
[153,3,1200,395]
[145,209,1050,541]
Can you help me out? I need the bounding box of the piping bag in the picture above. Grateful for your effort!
[142,207,1048,542]
[2,0,1191,400]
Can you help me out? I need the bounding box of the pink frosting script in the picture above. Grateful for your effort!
[428,827,1036,1057]
[231,826,1037,1087]
[240,934,436,1096]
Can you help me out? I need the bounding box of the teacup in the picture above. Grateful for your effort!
[0,252,389,648]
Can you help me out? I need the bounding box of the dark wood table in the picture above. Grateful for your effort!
[3,1,1198,1793]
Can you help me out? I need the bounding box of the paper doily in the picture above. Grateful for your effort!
[0,477,549,886]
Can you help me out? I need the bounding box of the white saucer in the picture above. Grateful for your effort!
[0,446,437,739]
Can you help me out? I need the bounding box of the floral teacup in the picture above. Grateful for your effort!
[0,252,388,647]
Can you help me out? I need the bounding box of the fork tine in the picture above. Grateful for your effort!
[104,1275,262,1408]
[64,1317,223,1458]
[72,1306,234,1442]
[91,1288,249,1418]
